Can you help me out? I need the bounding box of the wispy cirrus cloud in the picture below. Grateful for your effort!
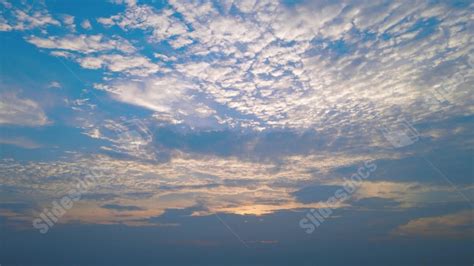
[0,93,50,126]
[26,34,136,54]
[0,136,42,149]
[393,210,474,238]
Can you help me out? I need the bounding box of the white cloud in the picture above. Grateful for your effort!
[99,75,202,114]
[148,0,472,133]
[234,0,256,13]
[47,81,62,89]
[0,136,41,149]
[26,34,136,54]
[25,32,163,77]
[20,0,474,137]
[61,14,75,31]
[0,93,50,126]
[98,4,188,42]
[109,0,137,6]
[0,1,60,31]
[78,54,160,76]
[168,36,193,49]
[80,19,92,30]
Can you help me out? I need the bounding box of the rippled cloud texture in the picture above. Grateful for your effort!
[0,0,473,265]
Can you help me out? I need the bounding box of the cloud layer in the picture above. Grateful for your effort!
[0,0,472,246]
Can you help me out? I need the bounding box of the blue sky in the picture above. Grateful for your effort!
[0,0,473,265]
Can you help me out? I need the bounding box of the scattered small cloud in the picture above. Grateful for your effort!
[47,81,62,89]
[80,19,92,30]
[61,14,75,31]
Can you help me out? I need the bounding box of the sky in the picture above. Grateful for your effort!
[0,0,473,265]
